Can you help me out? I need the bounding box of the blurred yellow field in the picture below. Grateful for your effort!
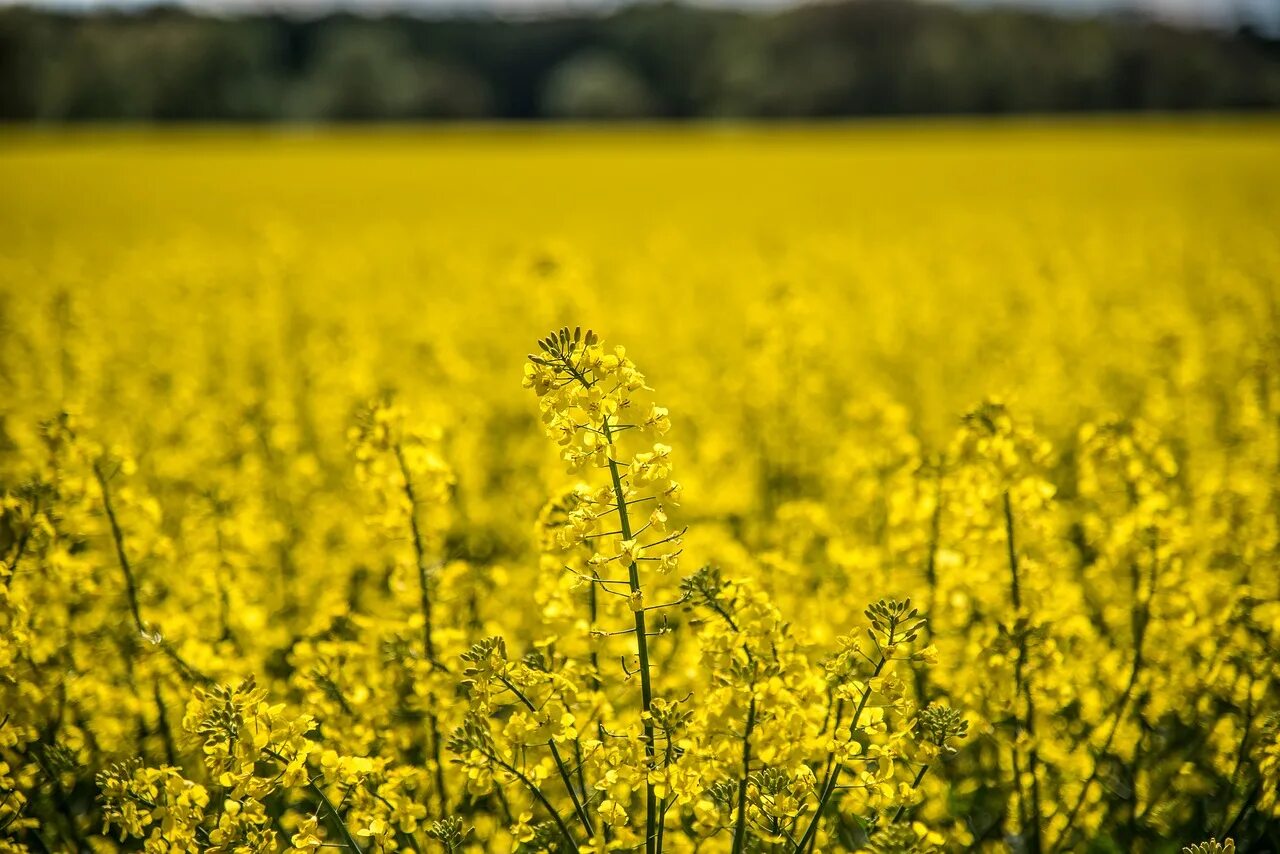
[1,122,1279,852]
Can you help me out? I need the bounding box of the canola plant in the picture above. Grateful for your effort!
[1,122,1279,852]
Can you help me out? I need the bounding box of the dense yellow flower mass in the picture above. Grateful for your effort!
[1,122,1279,852]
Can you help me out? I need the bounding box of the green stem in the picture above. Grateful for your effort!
[1218,679,1259,837]
[309,778,367,854]
[93,461,147,637]
[794,655,886,853]
[392,443,450,815]
[589,581,602,690]
[1,495,37,591]
[94,464,212,687]
[657,742,674,854]
[573,737,597,840]
[265,749,364,853]
[1003,491,1042,854]
[499,675,596,838]
[602,413,658,854]
[731,695,758,854]
[915,465,943,703]
[892,764,930,823]
[1049,640,1143,850]
[495,754,581,854]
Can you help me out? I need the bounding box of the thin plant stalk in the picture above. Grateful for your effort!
[794,654,887,853]
[601,412,659,854]
[93,461,147,637]
[499,675,596,838]
[266,748,364,854]
[731,695,758,854]
[892,764,931,823]
[392,442,450,816]
[1003,491,1043,854]
[94,460,211,686]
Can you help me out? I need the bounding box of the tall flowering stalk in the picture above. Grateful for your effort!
[681,567,825,851]
[350,399,456,815]
[793,598,934,852]
[1049,418,1176,850]
[524,327,684,853]
[950,400,1055,851]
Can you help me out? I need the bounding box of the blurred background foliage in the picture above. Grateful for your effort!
[1,1,1280,122]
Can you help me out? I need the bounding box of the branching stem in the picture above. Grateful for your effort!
[794,654,887,853]
[499,675,596,837]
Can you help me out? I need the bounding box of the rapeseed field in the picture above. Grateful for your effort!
[1,121,1278,852]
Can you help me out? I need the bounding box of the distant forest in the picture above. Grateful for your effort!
[2,1,1280,121]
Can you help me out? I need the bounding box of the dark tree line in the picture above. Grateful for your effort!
[2,1,1279,121]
